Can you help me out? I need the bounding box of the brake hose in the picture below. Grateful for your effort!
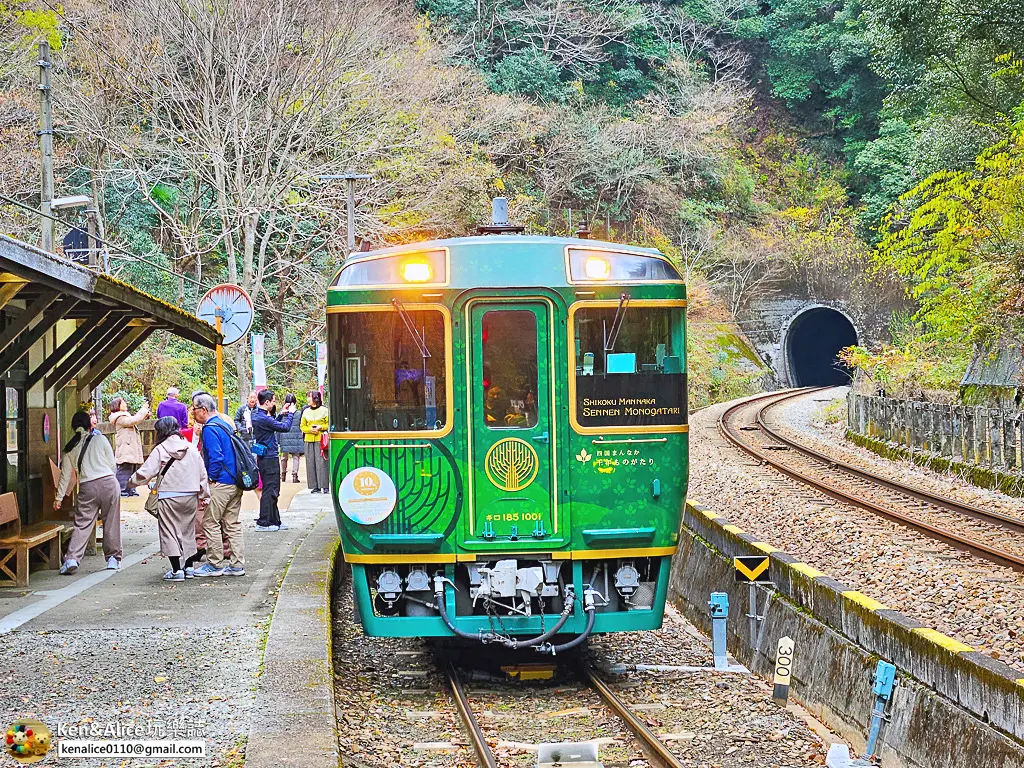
[433,577,576,648]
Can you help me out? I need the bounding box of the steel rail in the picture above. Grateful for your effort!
[719,389,1024,571]
[756,392,1024,535]
[444,662,498,768]
[585,667,686,768]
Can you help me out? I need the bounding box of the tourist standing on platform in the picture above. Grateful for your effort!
[156,386,189,430]
[190,392,245,577]
[128,417,210,581]
[55,410,122,574]
[252,390,296,531]
[110,396,149,497]
[279,393,305,484]
[234,391,258,445]
[301,390,330,494]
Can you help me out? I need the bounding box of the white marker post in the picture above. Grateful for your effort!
[773,636,794,705]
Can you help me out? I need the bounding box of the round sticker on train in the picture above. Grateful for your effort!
[338,467,397,525]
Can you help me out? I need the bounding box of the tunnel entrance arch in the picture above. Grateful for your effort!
[782,305,858,386]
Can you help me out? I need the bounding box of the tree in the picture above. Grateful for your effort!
[67,0,409,397]
[875,107,1024,348]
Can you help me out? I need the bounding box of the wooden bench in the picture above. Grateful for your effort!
[0,492,63,587]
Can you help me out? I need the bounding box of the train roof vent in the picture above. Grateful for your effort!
[476,197,525,235]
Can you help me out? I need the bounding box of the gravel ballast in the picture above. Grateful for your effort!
[691,389,1024,671]
[333,570,832,766]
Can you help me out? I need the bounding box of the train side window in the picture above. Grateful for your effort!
[572,305,686,430]
[481,310,538,429]
[329,309,447,433]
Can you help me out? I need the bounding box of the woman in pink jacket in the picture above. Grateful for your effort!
[129,416,210,581]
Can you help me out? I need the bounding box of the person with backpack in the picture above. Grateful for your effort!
[54,410,122,574]
[128,417,210,581]
[300,390,330,493]
[189,392,249,577]
[278,393,305,484]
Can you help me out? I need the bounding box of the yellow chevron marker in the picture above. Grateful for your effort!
[734,555,771,582]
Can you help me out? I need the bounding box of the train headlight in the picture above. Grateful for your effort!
[402,259,432,282]
[584,257,610,279]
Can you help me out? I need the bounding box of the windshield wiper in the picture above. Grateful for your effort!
[604,292,631,354]
[392,298,431,359]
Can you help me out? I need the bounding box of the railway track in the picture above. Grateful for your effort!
[719,388,1024,571]
[443,660,687,768]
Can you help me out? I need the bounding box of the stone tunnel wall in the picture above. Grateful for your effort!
[735,256,911,386]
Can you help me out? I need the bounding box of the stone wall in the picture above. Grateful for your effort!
[848,393,1024,473]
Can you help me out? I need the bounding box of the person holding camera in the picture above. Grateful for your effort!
[251,389,296,531]
[109,396,150,497]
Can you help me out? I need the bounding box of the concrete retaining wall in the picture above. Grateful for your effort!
[669,499,1024,768]
[848,392,1024,475]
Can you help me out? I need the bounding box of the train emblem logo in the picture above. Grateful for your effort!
[353,470,381,496]
[339,467,397,525]
[484,437,539,492]
[5,719,52,763]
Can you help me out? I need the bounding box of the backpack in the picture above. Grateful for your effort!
[202,420,260,491]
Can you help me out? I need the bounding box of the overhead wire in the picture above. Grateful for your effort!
[0,192,205,287]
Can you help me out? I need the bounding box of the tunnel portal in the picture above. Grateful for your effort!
[785,307,857,386]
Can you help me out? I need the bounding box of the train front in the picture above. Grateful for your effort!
[326,236,688,651]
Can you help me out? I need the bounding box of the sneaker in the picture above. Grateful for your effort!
[105,556,119,570]
[321,488,329,495]
[311,488,321,494]
[184,567,195,579]
[120,491,132,498]
[277,523,289,531]
[254,524,278,531]
[59,559,79,575]
[163,569,185,581]
[223,566,246,577]
[192,563,226,577]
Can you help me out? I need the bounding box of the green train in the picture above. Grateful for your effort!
[327,224,688,651]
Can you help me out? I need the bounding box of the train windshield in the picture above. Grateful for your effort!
[328,309,447,433]
[572,304,686,429]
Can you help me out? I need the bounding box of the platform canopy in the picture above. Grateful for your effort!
[0,234,220,397]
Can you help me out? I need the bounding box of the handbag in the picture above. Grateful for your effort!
[319,430,329,460]
[144,458,176,518]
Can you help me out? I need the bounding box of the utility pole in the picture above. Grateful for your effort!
[318,172,371,255]
[38,41,54,253]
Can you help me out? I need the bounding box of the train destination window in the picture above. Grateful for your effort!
[330,308,447,433]
[572,303,686,429]
[481,310,538,429]
[567,248,682,284]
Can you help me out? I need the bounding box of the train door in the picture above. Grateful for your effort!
[467,300,560,544]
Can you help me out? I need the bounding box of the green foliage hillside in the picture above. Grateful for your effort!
[1,0,1020,403]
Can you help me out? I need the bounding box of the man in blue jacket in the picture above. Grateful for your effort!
[251,389,296,531]
[190,392,245,577]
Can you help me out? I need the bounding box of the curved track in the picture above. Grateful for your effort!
[719,388,1024,572]
[444,662,686,768]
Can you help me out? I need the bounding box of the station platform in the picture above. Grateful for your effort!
[0,484,334,766]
